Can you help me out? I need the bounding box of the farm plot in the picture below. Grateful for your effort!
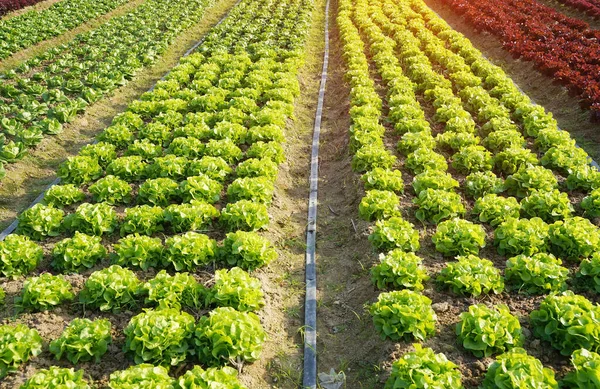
[0,0,50,17]
[0,0,315,386]
[333,0,600,385]
[0,0,130,60]
[0,0,217,178]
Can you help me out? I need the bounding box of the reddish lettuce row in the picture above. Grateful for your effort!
[441,0,600,118]
[556,0,600,18]
[0,0,45,17]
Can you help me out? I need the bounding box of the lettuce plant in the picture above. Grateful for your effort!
[89,175,133,205]
[57,155,102,185]
[138,177,180,206]
[530,292,600,355]
[383,344,463,389]
[352,145,396,173]
[457,304,523,357]
[220,200,269,231]
[369,290,436,341]
[146,155,189,180]
[220,231,278,270]
[451,145,493,173]
[369,217,420,252]
[548,217,600,261]
[0,323,42,378]
[494,147,539,175]
[541,145,590,175]
[412,170,458,196]
[464,171,504,199]
[405,147,448,174]
[246,141,285,164]
[168,137,205,158]
[98,124,134,148]
[177,366,247,389]
[203,139,243,164]
[194,307,265,366]
[436,131,478,151]
[414,189,465,224]
[562,348,600,388]
[398,130,436,154]
[494,217,549,256]
[520,190,573,222]
[52,232,106,272]
[64,202,118,236]
[0,234,43,278]
[370,250,428,290]
[359,190,400,221]
[208,267,264,312]
[432,218,486,256]
[140,122,172,145]
[473,194,520,226]
[163,232,217,271]
[227,176,275,204]
[164,201,220,233]
[482,129,525,153]
[109,364,175,389]
[578,253,600,293]
[567,165,600,192]
[80,141,117,167]
[20,367,92,389]
[79,265,141,312]
[180,175,223,203]
[505,253,569,294]
[16,203,64,240]
[120,205,165,236]
[143,270,204,310]
[504,165,558,198]
[187,156,232,182]
[581,188,600,218]
[43,184,86,208]
[235,158,278,181]
[481,348,558,389]
[126,139,163,160]
[437,255,504,296]
[17,273,74,311]
[106,156,148,182]
[124,308,195,366]
[49,318,112,363]
[112,234,163,271]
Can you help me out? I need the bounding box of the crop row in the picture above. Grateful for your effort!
[0,0,217,178]
[340,0,600,386]
[0,0,44,17]
[0,0,314,385]
[440,0,600,119]
[0,0,129,60]
[556,0,600,17]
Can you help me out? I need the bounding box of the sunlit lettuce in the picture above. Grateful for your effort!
[481,348,558,389]
[352,144,396,172]
[562,348,600,388]
[505,253,569,294]
[369,216,420,252]
[384,344,463,389]
[548,217,600,261]
[57,155,102,185]
[246,141,285,164]
[436,131,479,152]
[146,155,189,180]
[520,190,573,222]
[43,184,86,208]
[220,231,277,270]
[17,273,74,311]
[437,255,504,296]
[473,194,520,226]
[120,205,165,236]
[195,307,265,366]
[164,201,220,233]
[112,234,163,270]
[414,189,465,224]
[109,364,175,389]
[106,155,148,182]
[451,145,493,173]
[187,156,232,182]
[144,270,204,310]
[578,252,600,293]
[80,141,118,167]
[581,188,600,218]
[464,171,504,199]
[177,366,247,389]
[566,165,600,192]
[359,190,400,221]
[541,145,590,175]
[0,323,42,378]
[138,177,181,206]
[432,218,486,256]
[398,130,436,154]
[16,203,64,240]
[530,292,600,355]
[49,318,112,363]
[52,232,106,272]
[89,175,132,205]
[79,265,141,312]
[369,290,436,341]
[405,147,448,174]
[0,234,43,278]
[20,367,92,389]
[208,267,264,311]
[163,232,217,271]
[64,202,118,236]
[494,217,549,256]
[370,250,429,290]
[412,170,458,196]
[220,200,269,231]
[124,308,195,366]
[457,304,523,357]
[227,176,274,204]
[494,147,539,175]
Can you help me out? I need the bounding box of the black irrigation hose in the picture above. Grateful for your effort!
[303,0,329,387]
[0,0,242,241]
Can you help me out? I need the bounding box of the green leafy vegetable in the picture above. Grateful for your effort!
[79,265,141,312]
[49,318,112,363]
[370,250,429,290]
[437,255,504,296]
[17,273,74,311]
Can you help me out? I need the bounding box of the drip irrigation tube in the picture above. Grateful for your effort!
[303,0,329,387]
[0,0,241,242]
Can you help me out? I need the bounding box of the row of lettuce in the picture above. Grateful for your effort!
[0,0,218,179]
[340,0,600,387]
[0,0,130,60]
[0,0,314,386]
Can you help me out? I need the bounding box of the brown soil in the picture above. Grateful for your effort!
[0,0,148,72]
[423,0,600,163]
[0,0,238,230]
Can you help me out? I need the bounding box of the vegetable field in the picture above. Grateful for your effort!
[0,0,600,387]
